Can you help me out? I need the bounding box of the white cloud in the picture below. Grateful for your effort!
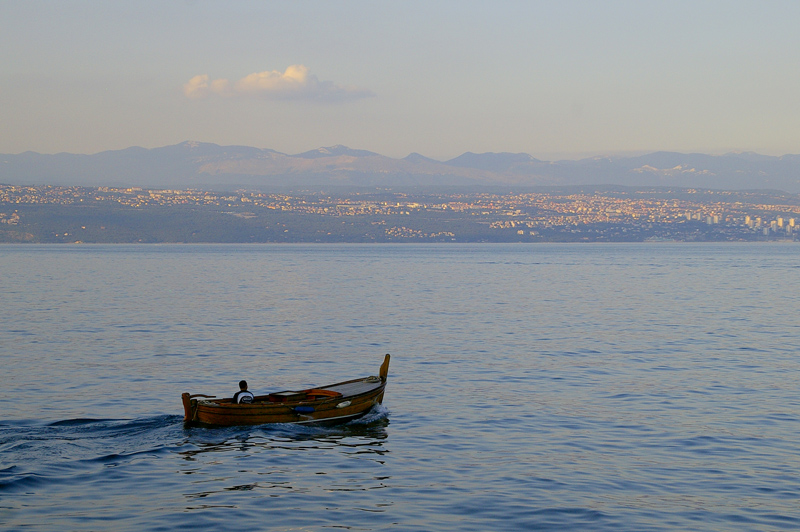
[183,74,211,99]
[184,65,374,102]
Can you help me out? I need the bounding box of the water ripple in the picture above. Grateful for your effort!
[2,244,800,530]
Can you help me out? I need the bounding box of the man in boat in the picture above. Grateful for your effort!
[233,380,255,404]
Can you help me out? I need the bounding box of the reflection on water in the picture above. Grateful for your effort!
[176,412,392,510]
[180,415,390,461]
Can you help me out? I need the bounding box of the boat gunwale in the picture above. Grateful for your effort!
[197,376,383,409]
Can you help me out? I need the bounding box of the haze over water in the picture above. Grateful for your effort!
[1,243,799,531]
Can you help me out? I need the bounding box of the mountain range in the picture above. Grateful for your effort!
[3,141,800,192]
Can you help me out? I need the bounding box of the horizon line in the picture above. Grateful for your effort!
[3,141,798,162]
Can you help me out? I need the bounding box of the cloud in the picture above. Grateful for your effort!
[183,75,211,99]
[183,65,374,102]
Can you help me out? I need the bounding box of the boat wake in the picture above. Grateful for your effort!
[348,403,389,424]
[0,415,186,494]
[0,405,392,495]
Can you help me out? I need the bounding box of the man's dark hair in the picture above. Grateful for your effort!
[239,380,248,390]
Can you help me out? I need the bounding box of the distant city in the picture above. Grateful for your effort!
[1,184,798,243]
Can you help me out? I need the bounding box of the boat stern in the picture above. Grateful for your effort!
[182,392,196,424]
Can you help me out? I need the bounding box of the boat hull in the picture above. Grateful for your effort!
[182,355,390,427]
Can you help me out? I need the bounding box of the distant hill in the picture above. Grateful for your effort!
[2,141,800,192]
[445,151,542,172]
[294,145,381,159]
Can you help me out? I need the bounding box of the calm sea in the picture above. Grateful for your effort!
[1,243,799,531]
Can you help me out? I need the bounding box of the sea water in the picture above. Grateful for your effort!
[1,243,798,531]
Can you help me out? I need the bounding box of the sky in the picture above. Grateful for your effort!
[2,0,800,161]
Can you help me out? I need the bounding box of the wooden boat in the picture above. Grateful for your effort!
[182,354,390,427]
